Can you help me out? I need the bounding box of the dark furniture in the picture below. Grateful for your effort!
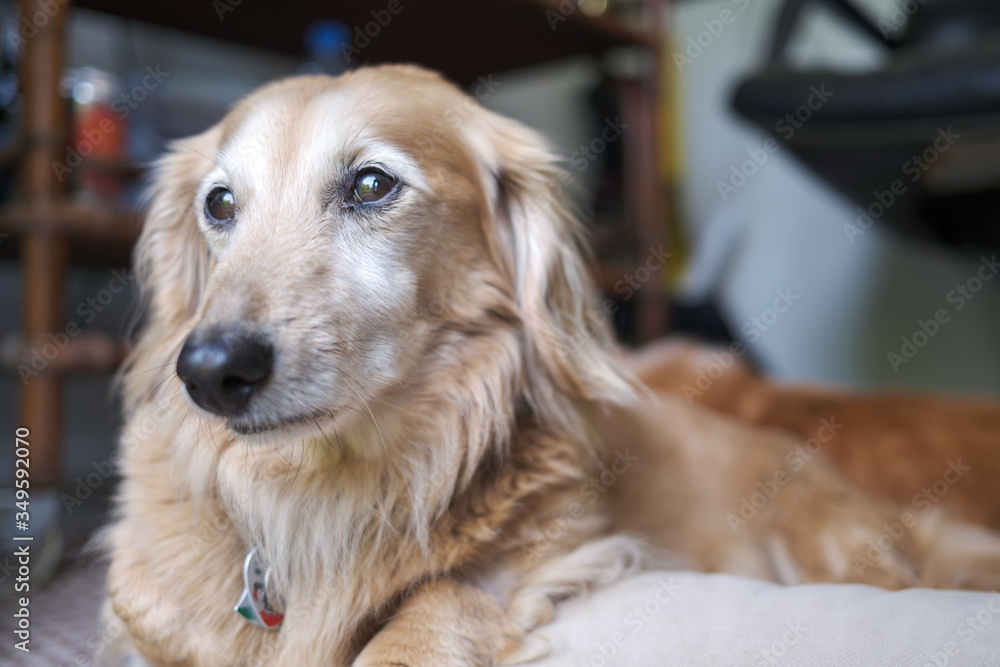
[733,0,1000,251]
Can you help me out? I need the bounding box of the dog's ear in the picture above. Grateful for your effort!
[120,126,221,410]
[471,111,635,407]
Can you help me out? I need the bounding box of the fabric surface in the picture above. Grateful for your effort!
[534,571,1000,667]
[4,564,1000,666]
[1,560,107,667]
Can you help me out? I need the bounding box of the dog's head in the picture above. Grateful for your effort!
[126,66,632,444]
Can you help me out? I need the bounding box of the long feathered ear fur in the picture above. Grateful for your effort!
[469,110,636,417]
[119,127,221,413]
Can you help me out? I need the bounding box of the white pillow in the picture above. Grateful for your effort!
[535,571,1000,666]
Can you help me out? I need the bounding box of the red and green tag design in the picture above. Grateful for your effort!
[234,546,284,630]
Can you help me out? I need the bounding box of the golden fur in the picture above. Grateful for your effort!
[628,339,1000,530]
[101,66,1000,667]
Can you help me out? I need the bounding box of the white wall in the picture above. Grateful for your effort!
[672,0,1000,395]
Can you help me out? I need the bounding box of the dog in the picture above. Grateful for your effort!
[627,339,1000,531]
[101,65,1000,666]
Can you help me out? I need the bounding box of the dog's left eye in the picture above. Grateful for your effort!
[352,169,397,204]
[205,187,236,225]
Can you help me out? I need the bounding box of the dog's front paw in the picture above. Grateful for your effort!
[353,578,525,667]
[752,468,923,589]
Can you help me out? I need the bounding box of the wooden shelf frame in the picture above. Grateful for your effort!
[7,0,669,488]
[73,0,654,86]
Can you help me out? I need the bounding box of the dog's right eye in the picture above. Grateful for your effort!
[205,187,236,226]
[352,169,397,204]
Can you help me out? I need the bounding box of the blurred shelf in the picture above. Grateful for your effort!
[76,158,149,179]
[0,200,140,242]
[0,230,134,265]
[73,0,652,85]
[0,330,127,376]
[0,200,139,264]
[593,261,644,294]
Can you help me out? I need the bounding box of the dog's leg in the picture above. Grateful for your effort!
[352,578,523,667]
[729,459,1000,590]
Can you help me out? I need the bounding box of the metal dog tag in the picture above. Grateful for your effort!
[234,545,284,630]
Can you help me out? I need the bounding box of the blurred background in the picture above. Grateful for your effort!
[0,0,999,601]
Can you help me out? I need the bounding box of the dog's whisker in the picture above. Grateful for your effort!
[340,370,414,417]
[176,143,223,170]
[337,368,415,419]
[198,415,222,459]
[364,396,416,418]
[347,115,380,152]
[274,438,303,493]
[313,419,358,480]
[332,424,358,479]
[346,379,389,461]
[123,361,177,381]
[292,440,312,478]
[143,372,176,406]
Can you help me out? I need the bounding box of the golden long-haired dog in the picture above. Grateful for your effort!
[102,65,1000,666]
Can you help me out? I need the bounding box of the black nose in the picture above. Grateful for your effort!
[176,327,274,417]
